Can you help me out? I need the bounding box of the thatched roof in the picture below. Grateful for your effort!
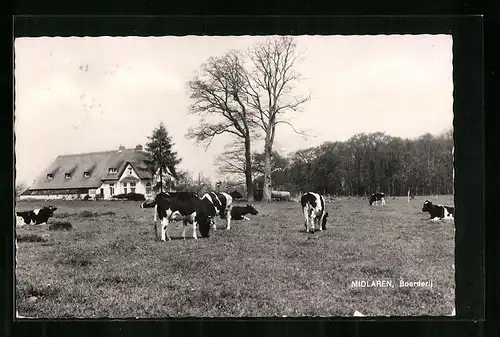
[28,148,154,191]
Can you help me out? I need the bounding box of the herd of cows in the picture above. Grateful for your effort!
[15,191,455,241]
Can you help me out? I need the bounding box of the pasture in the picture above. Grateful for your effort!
[15,195,455,318]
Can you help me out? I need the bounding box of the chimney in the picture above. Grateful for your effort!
[135,144,143,152]
[118,145,125,152]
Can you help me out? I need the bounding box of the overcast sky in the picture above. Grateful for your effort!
[14,35,453,186]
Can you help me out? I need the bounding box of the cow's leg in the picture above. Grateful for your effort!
[160,217,170,241]
[303,207,309,232]
[182,219,188,240]
[317,215,323,231]
[382,198,386,206]
[226,207,232,230]
[212,218,217,231]
[192,213,198,240]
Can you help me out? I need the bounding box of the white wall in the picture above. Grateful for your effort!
[19,193,88,201]
[96,163,153,199]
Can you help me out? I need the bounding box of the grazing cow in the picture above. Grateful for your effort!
[301,192,329,233]
[230,204,259,221]
[201,192,233,230]
[369,192,386,206]
[422,200,455,221]
[16,206,57,226]
[140,191,212,241]
[271,190,291,201]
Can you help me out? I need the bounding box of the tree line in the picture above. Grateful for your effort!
[249,130,454,197]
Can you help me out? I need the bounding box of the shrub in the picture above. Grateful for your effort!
[49,221,73,230]
[111,193,146,201]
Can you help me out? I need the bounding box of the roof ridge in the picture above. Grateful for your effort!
[56,148,145,158]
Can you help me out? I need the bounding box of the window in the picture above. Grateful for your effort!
[130,182,136,193]
[108,168,117,174]
[146,182,151,195]
[109,183,115,196]
[127,168,133,176]
[84,171,90,178]
[47,174,53,180]
[65,173,71,179]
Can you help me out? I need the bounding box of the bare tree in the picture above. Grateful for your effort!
[187,37,309,201]
[186,51,257,201]
[243,36,310,201]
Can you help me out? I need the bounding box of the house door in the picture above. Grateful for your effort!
[100,188,104,197]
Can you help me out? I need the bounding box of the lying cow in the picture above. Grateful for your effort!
[369,192,386,206]
[140,191,213,241]
[16,206,58,226]
[230,204,259,221]
[301,192,329,233]
[422,200,455,221]
[201,192,233,230]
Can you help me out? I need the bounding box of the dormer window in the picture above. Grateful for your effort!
[65,173,71,179]
[108,168,117,174]
[84,171,90,178]
[47,174,53,180]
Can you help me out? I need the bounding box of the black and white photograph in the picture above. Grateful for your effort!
[14,34,456,318]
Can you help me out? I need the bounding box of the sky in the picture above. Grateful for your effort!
[14,35,453,187]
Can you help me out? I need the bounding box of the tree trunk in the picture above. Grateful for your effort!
[244,137,254,201]
[262,140,273,202]
[159,167,163,193]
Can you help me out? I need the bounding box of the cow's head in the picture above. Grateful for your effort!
[44,206,57,216]
[196,214,212,238]
[422,200,432,212]
[368,197,375,206]
[246,204,259,215]
[321,212,329,230]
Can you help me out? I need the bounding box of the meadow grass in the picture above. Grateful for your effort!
[15,195,455,318]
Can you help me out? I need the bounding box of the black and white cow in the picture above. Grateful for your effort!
[301,192,329,233]
[230,204,259,221]
[16,206,58,226]
[201,192,233,230]
[369,192,386,206]
[140,191,213,241]
[422,200,455,221]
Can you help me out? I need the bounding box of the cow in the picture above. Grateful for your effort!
[369,192,386,206]
[271,190,291,201]
[422,200,455,221]
[230,204,259,221]
[140,191,213,241]
[301,192,329,233]
[16,206,58,226]
[201,192,233,230]
[229,190,244,200]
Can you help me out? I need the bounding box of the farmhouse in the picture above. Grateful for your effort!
[20,145,172,200]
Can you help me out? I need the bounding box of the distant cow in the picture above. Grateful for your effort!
[230,204,259,221]
[201,192,234,230]
[272,190,291,201]
[301,192,329,233]
[16,206,58,226]
[229,190,244,200]
[369,193,386,206]
[140,191,212,241]
[422,200,455,221]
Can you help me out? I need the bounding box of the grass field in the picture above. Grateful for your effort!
[15,195,455,318]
